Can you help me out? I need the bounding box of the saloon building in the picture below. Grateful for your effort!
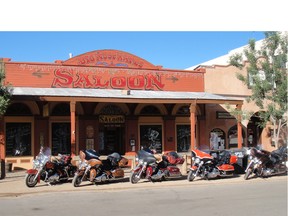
[0,49,243,170]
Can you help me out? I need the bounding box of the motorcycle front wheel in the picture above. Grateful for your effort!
[72,173,83,187]
[25,173,38,187]
[130,171,141,184]
[244,168,252,180]
[187,170,196,182]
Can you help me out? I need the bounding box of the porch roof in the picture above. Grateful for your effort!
[11,87,243,105]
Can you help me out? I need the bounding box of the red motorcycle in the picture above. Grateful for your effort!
[25,147,76,187]
[130,150,184,183]
[187,149,237,181]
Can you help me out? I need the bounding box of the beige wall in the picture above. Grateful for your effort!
[203,63,282,151]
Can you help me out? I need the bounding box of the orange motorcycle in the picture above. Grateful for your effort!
[72,149,128,187]
[187,149,238,181]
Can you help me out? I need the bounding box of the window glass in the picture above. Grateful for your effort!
[5,123,32,156]
[176,125,191,152]
[140,125,162,153]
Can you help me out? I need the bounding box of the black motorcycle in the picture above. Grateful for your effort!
[244,146,287,180]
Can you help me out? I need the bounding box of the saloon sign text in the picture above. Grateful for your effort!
[52,68,165,90]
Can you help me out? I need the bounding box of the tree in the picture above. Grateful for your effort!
[0,58,12,116]
[229,31,288,148]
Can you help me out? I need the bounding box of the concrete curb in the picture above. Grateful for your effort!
[0,171,287,198]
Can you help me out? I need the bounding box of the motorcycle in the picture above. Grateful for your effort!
[72,149,128,187]
[187,149,238,181]
[25,147,77,187]
[244,146,287,180]
[130,150,184,184]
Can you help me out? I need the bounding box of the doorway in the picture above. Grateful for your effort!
[99,124,125,155]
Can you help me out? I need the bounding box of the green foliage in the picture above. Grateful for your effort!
[0,59,12,116]
[229,32,288,147]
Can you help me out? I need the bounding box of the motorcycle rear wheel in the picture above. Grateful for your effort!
[130,171,140,184]
[25,174,38,187]
[72,173,83,187]
[244,169,252,180]
[187,170,196,182]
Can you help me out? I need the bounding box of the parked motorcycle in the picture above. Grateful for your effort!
[130,150,184,184]
[25,147,77,187]
[72,149,128,187]
[244,146,287,180]
[187,149,237,181]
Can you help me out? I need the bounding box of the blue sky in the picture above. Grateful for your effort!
[0,31,265,69]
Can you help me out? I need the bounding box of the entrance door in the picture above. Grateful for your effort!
[100,125,124,155]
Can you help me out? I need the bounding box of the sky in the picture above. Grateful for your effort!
[0,1,285,70]
[0,31,265,70]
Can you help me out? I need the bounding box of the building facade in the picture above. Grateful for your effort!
[0,49,243,170]
[187,39,287,152]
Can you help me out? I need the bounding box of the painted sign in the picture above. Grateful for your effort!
[52,68,165,90]
[99,115,125,124]
[4,49,205,92]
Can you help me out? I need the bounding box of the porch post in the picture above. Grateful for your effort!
[236,104,242,149]
[190,102,197,150]
[70,101,76,155]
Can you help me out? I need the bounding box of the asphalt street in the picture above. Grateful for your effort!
[0,174,287,216]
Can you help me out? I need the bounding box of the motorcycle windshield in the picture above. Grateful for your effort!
[137,150,156,164]
[84,149,100,160]
[42,147,51,157]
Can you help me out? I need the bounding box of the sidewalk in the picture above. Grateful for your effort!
[0,170,27,182]
[0,168,287,199]
[0,167,133,183]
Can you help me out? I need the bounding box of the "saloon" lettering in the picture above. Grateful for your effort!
[52,68,165,90]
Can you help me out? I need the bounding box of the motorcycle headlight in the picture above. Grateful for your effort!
[138,159,144,165]
[194,158,200,164]
[78,160,88,170]
[246,149,251,155]
[33,159,40,168]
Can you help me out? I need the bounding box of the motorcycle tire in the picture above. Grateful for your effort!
[130,171,140,184]
[25,173,38,187]
[244,169,252,180]
[72,173,83,187]
[187,170,196,182]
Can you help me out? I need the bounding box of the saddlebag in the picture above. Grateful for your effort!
[164,151,185,165]
[112,168,124,178]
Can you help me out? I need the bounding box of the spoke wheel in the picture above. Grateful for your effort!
[187,170,196,182]
[25,174,38,187]
[244,169,252,180]
[72,173,83,187]
[130,171,140,184]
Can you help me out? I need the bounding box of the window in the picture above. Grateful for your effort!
[176,125,191,152]
[209,128,225,150]
[51,123,71,155]
[140,125,162,152]
[5,123,32,156]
